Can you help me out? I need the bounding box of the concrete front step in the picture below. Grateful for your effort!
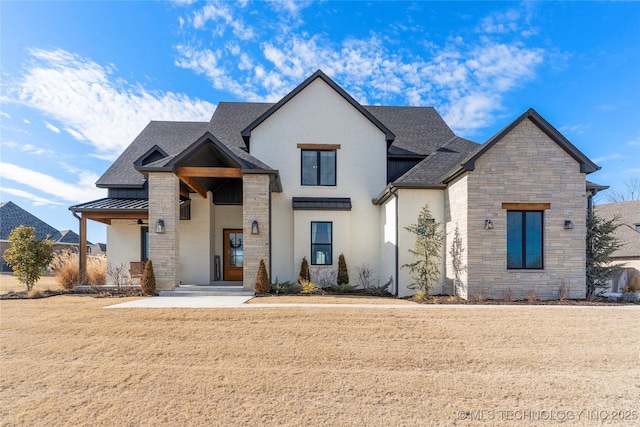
[159,285,255,297]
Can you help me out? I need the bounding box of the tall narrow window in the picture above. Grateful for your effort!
[311,222,332,265]
[507,211,543,269]
[301,150,336,186]
[141,226,149,262]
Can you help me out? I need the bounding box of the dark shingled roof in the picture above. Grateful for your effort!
[292,197,352,211]
[364,106,456,156]
[394,136,480,185]
[1,201,86,244]
[595,200,640,259]
[1,201,60,240]
[70,198,149,212]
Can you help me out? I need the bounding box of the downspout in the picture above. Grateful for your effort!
[391,187,400,297]
[72,210,86,285]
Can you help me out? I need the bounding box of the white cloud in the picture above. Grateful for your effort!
[44,121,60,133]
[0,111,11,119]
[176,24,544,134]
[8,48,215,160]
[192,2,254,40]
[0,162,105,203]
[23,118,31,124]
[1,187,64,206]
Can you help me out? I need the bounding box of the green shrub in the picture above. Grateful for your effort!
[255,259,271,293]
[3,225,53,291]
[140,259,156,296]
[364,277,393,297]
[298,257,310,282]
[337,253,349,285]
[272,280,301,295]
[330,282,358,294]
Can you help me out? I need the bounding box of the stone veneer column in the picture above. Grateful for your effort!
[242,174,270,292]
[148,172,180,290]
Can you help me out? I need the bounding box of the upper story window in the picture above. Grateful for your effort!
[301,150,336,186]
[507,211,543,269]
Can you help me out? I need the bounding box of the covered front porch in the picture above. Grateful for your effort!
[71,133,281,292]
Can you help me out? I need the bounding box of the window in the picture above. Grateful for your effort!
[311,222,332,265]
[507,211,543,269]
[141,226,149,262]
[302,150,336,186]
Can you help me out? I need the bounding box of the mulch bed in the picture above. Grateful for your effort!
[0,288,147,300]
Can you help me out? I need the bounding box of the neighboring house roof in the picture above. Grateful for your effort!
[595,200,640,259]
[443,108,600,183]
[0,201,88,244]
[1,201,60,240]
[241,70,396,147]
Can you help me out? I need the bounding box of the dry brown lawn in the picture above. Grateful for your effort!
[0,273,62,294]
[1,287,639,425]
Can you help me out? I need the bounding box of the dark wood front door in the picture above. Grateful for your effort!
[223,229,243,281]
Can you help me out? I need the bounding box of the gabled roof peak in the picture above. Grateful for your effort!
[240,70,395,148]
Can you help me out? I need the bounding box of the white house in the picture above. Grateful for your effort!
[71,70,604,299]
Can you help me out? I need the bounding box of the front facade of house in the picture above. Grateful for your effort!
[71,70,602,299]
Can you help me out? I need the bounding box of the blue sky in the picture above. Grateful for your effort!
[1,1,639,243]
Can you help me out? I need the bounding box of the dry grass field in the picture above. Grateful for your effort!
[0,273,61,294]
[1,277,639,426]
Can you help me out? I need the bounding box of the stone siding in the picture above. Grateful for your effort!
[243,174,270,291]
[148,172,180,290]
[465,119,587,300]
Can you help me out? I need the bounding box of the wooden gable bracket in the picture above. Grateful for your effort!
[177,173,207,198]
[176,167,243,199]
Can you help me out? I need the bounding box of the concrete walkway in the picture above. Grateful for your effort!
[107,296,254,308]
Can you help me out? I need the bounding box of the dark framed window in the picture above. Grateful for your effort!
[311,222,332,265]
[301,150,336,186]
[507,211,543,269]
[141,226,149,262]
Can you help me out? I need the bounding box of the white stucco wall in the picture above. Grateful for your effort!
[249,78,388,284]
[106,220,142,285]
[397,189,446,297]
[179,194,213,285]
[380,196,397,293]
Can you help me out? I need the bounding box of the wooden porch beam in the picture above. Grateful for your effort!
[82,211,148,220]
[177,167,242,178]
[177,174,207,198]
[180,186,190,199]
[79,214,87,285]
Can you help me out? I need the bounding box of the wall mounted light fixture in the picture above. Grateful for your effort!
[484,219,494,230]
[251,220,259,235]
[156,219,165,234]
[564,220,574,229]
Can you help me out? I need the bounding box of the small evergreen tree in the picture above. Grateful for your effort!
[140,259,156,295]
[255,259,271,293]
[3,225,53,291]
[337,253,349,285]
[298,256,310,282]
[402,203,445,294]
[586,211,622,299]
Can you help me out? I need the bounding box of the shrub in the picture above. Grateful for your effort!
[355,265,392,296]
[501,287,513,302]
[299,279,317,294]
[272,280,301,295]
[526,287,538,303]
[3,225,54,291]
[255,259,271,293]
[140,260,156,296]
[330,282,358,294]
[364,277,392,297]
[50,250,79,290]
[107,263,129,290]
[337,253,349,285]
[298,257,310,282]
[312,267,337,289]
[558,282,570,301]
[414,290,428,302]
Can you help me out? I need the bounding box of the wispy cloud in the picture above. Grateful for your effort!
[44,121,60,133]
[1,141,54,156]
[0,162,105,203]
[627,136,640,146]
[592,153,622,163]
[0,111,11,119]
[1,187,64,206]
[23,118,31,124]
[176,3,545,135]
[7,48,216,160]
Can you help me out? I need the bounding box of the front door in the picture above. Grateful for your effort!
[223,229,243,281]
